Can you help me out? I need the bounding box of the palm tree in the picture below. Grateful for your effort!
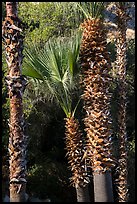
[75,2,115,202]
[23,32,90,202]
[114,2,129,202]
[2,2,27,202]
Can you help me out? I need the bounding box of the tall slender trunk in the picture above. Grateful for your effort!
[65,116,90,202]
[79,18,115,202]
[2,2,27,202]
[115,2,128,202]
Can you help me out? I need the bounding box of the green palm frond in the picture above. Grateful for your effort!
[23,46,50,80]
[23,31,82,117]
[68,30,82,79]
[75,2,104,19]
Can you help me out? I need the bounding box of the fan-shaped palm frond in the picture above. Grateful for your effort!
[23,30,82,117]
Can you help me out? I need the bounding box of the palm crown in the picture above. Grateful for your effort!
[23,31,82,117]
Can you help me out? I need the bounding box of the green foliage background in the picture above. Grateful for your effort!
[2,2,135,202]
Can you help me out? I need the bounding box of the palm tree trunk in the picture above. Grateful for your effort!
[93,171,114,202]
[65,116,90,202]
[79,18,115,202]
[75,183,90,202]
[2,2,27,202]
[115,2,128,202]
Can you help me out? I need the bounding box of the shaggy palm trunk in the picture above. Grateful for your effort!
[65,116,90,202]
[115,3,128,202]
[2,2,27,202]
[80,18,115,202]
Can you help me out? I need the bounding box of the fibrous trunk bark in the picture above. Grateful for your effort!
[65,116,90,202]
[2,2,27,202]
[115,2,128,202]
[79,18,115,202]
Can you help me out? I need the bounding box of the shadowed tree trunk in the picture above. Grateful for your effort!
[115,2,129,202]
[2,2,27,202]
[93,171,114,202]
[75,184,90,202]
